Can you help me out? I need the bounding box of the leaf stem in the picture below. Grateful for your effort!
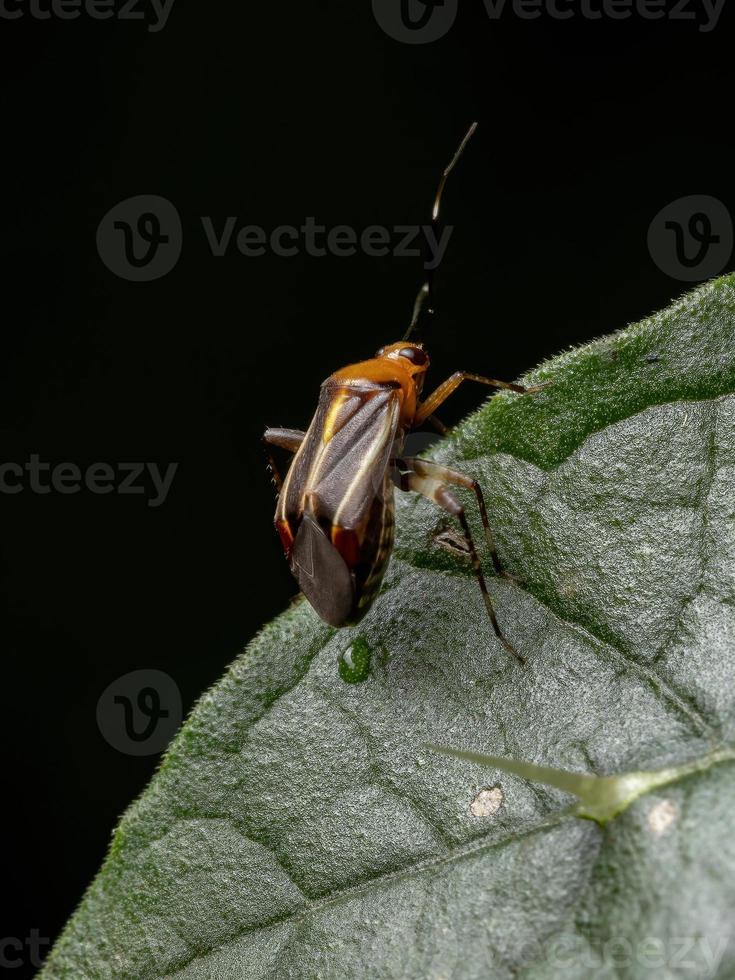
[426,744,735,825]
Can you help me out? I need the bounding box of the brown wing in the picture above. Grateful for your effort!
[275,381,401,625]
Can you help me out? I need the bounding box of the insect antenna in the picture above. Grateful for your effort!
[403,120,478,342]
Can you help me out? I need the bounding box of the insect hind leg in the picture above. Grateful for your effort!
[397,463,524,664]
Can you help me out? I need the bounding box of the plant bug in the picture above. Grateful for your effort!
[264,123,547,662]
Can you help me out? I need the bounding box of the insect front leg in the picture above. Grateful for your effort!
[415,372,549,426]
[262,428,306,494]
[396,463,525,664]
[426,414,450,436]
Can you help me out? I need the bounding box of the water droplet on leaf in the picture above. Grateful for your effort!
[338,637,372,684]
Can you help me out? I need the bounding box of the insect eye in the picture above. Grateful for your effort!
[398,346,428,365]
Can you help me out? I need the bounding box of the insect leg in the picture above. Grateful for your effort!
[397,467,524,663]
[415,372,549,426]
[262,428,306,495]
[402,457,502,575]
[426,414,450,436]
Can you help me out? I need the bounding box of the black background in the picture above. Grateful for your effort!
[1,1,734,974]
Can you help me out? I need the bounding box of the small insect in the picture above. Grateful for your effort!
[264,123,547,662]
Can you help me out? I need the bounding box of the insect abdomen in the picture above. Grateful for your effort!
[353,470,395,621]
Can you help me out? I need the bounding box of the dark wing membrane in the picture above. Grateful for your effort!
[290,512,355,626]
[278,382,401,535]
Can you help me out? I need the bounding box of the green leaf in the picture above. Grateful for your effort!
[44,276,735,979]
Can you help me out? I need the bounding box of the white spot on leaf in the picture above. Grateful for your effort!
[647,798,678,836]
[470,786,504,818]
